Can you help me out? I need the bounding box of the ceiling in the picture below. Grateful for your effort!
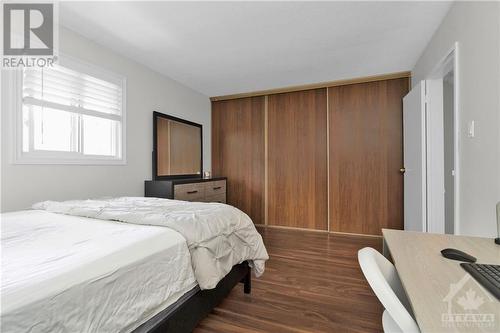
[60,1,452,97]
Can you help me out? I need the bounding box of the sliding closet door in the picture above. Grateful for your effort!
[268,89,328,230]
[212,97,265,224]
[329,78,409,235]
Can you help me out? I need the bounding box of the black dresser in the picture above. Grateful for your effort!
[145,177,227,203]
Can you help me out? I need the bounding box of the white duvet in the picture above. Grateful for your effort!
[33,197,269,290]
[1,210,197,332]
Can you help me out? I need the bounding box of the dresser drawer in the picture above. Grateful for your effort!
[204,180,226,196]
[204,193,226,204]
[174,183,205,201]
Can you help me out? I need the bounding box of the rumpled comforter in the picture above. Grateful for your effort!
[33,197,269,290]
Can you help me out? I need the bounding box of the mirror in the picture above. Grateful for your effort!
[153,111,202,179]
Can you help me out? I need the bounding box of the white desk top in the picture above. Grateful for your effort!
[382,229,500,333]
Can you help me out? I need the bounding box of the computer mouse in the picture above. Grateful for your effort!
[441,248,477,263]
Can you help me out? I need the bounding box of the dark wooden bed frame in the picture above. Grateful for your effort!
[134,261,251,332]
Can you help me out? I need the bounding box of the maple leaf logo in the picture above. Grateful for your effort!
[457,289,484,310]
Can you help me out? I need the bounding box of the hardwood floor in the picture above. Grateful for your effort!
[194,227,384,333]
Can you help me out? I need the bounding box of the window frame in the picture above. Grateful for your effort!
[12,54,127,165]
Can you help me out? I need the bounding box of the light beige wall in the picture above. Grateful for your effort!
[412,1,500,237]
[1,27,211,212]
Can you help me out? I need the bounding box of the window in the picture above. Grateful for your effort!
[15,56,126,164]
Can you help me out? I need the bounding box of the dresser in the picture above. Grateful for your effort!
[145,177,227,203]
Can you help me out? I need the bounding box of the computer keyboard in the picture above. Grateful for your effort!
[460,263,500,300]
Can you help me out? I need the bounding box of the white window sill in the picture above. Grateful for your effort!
[12,155,127,166]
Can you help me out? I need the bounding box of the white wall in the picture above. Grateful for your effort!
[1,27,211,212]
[412,1,500,237]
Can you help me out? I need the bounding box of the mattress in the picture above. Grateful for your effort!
[34,196,269,290]
[0,210,198,333]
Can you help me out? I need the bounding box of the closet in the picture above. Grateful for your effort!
[211,73,409,235]
[212,97,265,224]
[267,89,328,230]
[329,78,409,234]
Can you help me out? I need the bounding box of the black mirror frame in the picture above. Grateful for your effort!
[152,111,203,180]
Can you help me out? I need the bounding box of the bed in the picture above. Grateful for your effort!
[1,197,268,332]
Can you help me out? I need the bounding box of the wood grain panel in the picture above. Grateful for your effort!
[329,78,409,235]
[267,89,328,230]
[195,227,384,333]
[169,120,202,175]
[156,117,170,175]
[212,97,265,224]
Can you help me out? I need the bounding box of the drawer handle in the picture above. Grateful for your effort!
[187,190,198,194]
[213,186,222,190]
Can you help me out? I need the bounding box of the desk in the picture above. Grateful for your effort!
[382,229,500,332]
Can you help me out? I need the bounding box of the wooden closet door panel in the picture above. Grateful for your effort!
[268,89,328,230]
[212,97,265,224]
[329,78,409,235]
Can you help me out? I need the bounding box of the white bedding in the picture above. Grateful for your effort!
[1,210,197,333]
[34,197,269,290]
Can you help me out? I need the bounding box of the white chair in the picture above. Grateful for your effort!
[358,247,420,333]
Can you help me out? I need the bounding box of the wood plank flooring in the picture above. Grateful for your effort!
[194,227,384,333]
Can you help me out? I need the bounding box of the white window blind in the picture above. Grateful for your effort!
[18,58,125,164]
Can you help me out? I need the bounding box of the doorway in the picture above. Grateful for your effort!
[403,43,459,234]
[427,44,459,235]
[443,71,455,234]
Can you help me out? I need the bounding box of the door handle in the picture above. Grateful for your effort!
[399,168,406,174]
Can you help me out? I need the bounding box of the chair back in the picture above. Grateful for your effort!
[358,247,420,333]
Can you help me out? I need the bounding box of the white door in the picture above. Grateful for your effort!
[403,81,427,232]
